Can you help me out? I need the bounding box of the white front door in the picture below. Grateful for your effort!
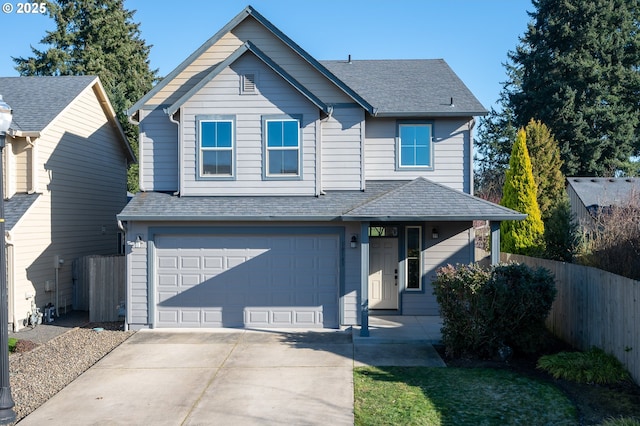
[368,237,398,310]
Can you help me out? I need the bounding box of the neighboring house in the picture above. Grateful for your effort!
[567,177,640,232]
[118,6,525,333]
[0,76,135,331]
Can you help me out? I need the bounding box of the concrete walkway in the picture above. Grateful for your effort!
[19,316,444,426]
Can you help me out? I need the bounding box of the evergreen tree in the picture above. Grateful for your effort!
[13,0,159,192]
[524,119,565,220]
[543,195,580,261]
[500,128,545,255]
[508,0,640,176]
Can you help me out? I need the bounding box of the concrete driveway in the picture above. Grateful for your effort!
[19,318,444,425]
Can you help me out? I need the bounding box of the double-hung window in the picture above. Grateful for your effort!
[198,117,234,178]
[264,117,300,177]
[397,122,433,169]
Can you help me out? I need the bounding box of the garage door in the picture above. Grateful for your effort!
[154,234,340,328]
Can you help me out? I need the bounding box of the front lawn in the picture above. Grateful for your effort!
[354,366,576,425]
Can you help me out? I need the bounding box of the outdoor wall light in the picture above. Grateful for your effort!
[432,228,439,239]
[350,235,358,248]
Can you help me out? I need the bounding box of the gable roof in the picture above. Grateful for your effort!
[0,75,98,133]
[567,177,640,210]
[128,5,374,116]
[321,59,487,117]
[165,41,330,116]
[0,76,135,162]
[128,6,485,119]
[118,178,524,222]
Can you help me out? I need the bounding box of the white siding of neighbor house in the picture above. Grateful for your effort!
[180,53,319,196]
[321,107,364,191]
[147,17,352,108]
[4,139,31,198]
[139,108,179,192]
[364,117,472,192]
[9,85,129,330]
[125,221,361,330]
[401,222,474,316]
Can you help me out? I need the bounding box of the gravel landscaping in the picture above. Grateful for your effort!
[8,323,134,422]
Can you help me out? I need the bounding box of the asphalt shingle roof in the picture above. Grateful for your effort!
[567,177,640,209]
[320,59,487,116]
[0,76,98,132]
[119,178,524,222]
[4,193,40,230]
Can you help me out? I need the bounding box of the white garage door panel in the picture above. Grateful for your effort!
[155,234,340,328]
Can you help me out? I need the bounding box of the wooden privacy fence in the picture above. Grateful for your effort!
[502,253,640,384]
[73,255,125,322]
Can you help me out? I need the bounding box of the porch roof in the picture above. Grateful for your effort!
[118,178,525,222]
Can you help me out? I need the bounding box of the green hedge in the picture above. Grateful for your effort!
[433,263,556,358]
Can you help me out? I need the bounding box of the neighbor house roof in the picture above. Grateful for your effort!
[0,75,98,133]
[567,177,640,211]
[0,75,135,162]
[321,59,487,117]
[119,178,524,222]
[4,193,40,230]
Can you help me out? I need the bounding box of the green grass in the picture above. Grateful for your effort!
[599,418,640,426]
[537,347,631,384]
[354,366,576,426]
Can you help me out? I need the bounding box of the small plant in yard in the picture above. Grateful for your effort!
[537,347,631,384]
[8,337,18,352]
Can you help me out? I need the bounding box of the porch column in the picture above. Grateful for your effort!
[360,222,370,337]
[490,221,501,265]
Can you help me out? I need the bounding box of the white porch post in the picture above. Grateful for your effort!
[360,222,370,337]
[490,221,501,265]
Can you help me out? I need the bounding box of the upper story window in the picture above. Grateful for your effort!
[264,116,301,177]
[397,122,433,170]
[198,116,234,178]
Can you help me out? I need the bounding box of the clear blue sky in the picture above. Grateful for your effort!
[0,0,533,111]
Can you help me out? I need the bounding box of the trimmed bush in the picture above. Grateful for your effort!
[433,262,556,358]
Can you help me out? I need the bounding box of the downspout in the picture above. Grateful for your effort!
[468,118,476,196]
[317,107,333,196]
[26,136,37,194]
[167,110,181,196]
[5,231,15,331]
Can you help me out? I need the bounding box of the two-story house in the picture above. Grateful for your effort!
[118,6,524,334]
[0,75,134,330]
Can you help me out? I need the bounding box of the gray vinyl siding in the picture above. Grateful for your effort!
[147,17,352,108]
[139,108,179,192]
[180,53,318,196]
[321,107,364,190]
[364,117,472,192]
[402,222,473,316]
[11,86,129,328]
[567,184,592,230]
[124,221,361,330]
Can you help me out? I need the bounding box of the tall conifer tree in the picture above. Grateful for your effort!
[13,0,159,192]
[508,0,640,176]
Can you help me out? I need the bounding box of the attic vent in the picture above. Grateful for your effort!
[242,73,256,93]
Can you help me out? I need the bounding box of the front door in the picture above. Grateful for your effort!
[368,237,398,310]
